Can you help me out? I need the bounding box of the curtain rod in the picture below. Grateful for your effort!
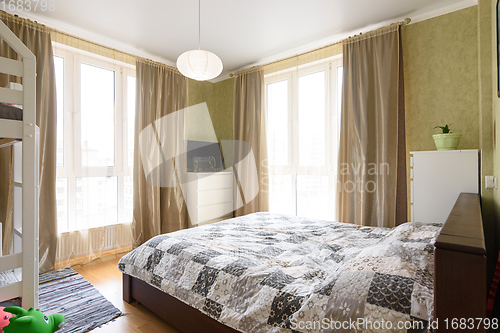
[229,17,411,78]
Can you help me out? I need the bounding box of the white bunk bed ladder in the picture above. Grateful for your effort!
[0,19,39,309]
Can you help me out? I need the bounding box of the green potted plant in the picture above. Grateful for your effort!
[432,124,462,150]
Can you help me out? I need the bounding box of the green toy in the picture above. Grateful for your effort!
[2,307,65,333]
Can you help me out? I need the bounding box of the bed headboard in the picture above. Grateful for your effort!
[434,193,486,331]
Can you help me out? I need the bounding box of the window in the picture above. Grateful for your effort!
[266,56,342,221]
[53,43,136,233]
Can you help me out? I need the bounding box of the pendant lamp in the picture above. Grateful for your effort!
[176,0,223,81]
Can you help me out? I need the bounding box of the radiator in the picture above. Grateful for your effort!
[103,225,115,251]
[114,223,133,248]
[57,224,132,262]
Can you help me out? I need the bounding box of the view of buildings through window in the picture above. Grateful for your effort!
[266,57,343,221]
[53,43,135,233]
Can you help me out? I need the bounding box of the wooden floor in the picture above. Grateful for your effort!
[73,253,181,333]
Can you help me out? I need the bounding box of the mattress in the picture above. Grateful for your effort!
[0,104,22,120]
[118,213,441,333]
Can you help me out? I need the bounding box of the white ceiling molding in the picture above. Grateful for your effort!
[5,9,176,67]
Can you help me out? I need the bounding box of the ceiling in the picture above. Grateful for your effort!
[13,0,475,80]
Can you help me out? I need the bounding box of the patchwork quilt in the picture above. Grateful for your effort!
[118,213,441,333]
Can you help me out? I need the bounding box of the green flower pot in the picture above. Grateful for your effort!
[432,133,462,150]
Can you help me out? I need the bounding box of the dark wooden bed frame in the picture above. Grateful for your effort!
[434,193,487,332]
[123,193,487,333]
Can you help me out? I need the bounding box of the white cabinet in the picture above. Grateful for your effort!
[186,172,234,226]
[410,149,478,223]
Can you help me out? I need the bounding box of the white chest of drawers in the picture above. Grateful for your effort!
[186,172,234,226]
[410,149,478,223]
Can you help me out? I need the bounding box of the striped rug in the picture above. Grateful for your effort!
[38,268,122,333]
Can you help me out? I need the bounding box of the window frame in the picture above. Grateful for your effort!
[265,55,343,219]
[53,42,136,232]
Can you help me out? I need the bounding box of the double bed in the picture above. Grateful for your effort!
[119,193,486,332]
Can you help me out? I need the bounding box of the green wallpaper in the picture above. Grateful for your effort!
[186,78,234,143]
[186,77,235,167]
[478,0,496,283]
[186,80,214,122]
[403,6,480,154]
[490,0,500,214]
[478,0,494,203]
[402,6,481,231]
[213,78,235,142]
[489,0,500,298]
[186,79,216,142]
[402,0,500,312]
[404,1,499,291]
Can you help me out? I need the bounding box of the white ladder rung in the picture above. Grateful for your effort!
[14,181,22,188]
[0,138,20,149]
[0,119,22,139]
[0,282,22,303]
[0,86,22,105]
[0,252,22,271]
[0,57,23,76]
[14,227,22,238]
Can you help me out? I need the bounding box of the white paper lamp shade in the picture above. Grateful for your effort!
[176,50,223,81]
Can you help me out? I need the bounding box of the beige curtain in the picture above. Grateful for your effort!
[133,60,187,246]
[336,25,406,228]
[0,12,57,272]
[52,40,136,268]
[233,70,269,216]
